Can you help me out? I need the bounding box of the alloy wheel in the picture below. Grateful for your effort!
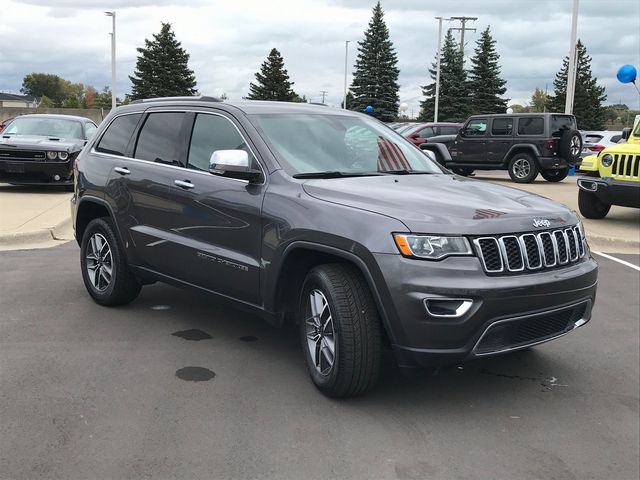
[513,158,531,178]
[305,289,336,376]
[85,233,113,292]
[570,136,581,156]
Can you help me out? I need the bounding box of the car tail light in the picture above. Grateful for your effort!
[544,139,557,150]
[589,144,605,152]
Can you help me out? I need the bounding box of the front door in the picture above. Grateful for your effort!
[161,111,266,305]
[451,118,488,164]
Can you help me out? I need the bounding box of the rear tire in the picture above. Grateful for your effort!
[80,218,142,306]
[578,188,611,219]
[541,167,569,182]
[299,264,381,398]
[508,153,539,183]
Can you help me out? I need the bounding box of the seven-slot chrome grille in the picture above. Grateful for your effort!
[610,153,640,180]
[473,225,585,274]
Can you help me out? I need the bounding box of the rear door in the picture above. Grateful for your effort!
[102,110,190,272]
[452,118,488,163]
[160,110,266,305]
[486,117,514,163]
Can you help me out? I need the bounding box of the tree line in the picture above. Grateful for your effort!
[19,2,611,129]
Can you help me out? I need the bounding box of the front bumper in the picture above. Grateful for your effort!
[0,159,73,185]
[373,253,598,368]
[577,177,640,209]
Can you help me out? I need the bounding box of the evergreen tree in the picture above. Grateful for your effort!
[548,40,606,129]
[467,27,508,114]
[247,48,298,101]
[418,30,469,122]
[349,2,400,122]
[129,23,197,100]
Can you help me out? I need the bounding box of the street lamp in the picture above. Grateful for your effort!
[105,11,116,110]
[565,0,579,114]
[434,17,451,122]
[343,40,351,110]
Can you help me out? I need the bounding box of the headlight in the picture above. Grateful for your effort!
[393,234,472,260]
[47,151,57,160]
[58,151,69,160]
[601,154,613,167]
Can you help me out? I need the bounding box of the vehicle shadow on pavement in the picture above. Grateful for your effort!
[0,184,71,194]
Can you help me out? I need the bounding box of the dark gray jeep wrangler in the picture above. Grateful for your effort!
[422,113,583,183]
[71,98,597,398]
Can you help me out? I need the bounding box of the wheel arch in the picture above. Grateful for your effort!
[75,196,115,246]
[269,241,397,345]
[504,144,541,164]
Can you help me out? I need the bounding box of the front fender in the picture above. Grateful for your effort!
[579,154,599,172]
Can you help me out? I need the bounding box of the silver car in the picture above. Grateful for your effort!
[580,130,624,158]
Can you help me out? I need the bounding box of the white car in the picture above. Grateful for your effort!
[580,130,624,158]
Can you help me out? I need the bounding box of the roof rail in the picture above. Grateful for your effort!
[130,95,222,104]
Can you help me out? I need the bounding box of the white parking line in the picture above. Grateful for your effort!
[592,251,640,272]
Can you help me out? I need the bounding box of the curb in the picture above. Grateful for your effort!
[586,233,640,253]
[0,216,73,248]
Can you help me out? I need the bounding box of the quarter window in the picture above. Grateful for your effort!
[95,114,141,156]
[463,119,488,136]
[518,117,544,135]
[187,114,255,172]
[491,118,513,136]
[134,112,185,165]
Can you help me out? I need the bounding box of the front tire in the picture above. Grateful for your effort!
[578,188,611,219]
[541,167,569,182]
[299,264,381,398]
[508,153,539,183]
[80,218,142,306]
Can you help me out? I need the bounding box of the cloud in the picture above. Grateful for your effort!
[1,0,638,113]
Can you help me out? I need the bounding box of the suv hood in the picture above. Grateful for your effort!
[0,135,82,152]
[302,174,576,235]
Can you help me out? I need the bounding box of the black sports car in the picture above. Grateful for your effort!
[0,114,98,187]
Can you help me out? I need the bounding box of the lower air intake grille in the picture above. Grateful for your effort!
[474,302,589,355]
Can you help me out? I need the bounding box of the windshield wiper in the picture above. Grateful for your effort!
[293,171,384,179]
[379,169,438,175]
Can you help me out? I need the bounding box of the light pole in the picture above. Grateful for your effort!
[565,0,579,114]
[343,40,351,109]
[105,11,116,110]
[434,17,449,122]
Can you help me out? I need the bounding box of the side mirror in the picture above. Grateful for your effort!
[209,150,262,183]
[622,127,631,141]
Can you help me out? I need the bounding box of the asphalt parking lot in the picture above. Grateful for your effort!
[0,242,638,480]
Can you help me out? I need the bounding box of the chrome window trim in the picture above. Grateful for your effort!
[519,233,542,270]
[473,237,504,273]
[472,299,592,356]
[90,109,267,186]
[498,235,525,272]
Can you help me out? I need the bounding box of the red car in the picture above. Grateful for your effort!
[0,117,14,133]
[402,122,462,146]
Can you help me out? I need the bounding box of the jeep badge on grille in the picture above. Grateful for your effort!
[533,218,551,228]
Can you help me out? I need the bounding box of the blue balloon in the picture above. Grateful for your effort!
[616,64,637,84]
[364,105,373,113]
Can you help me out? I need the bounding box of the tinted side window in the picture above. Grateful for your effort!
[440,126,459,135]
[518,117,544,135]
[551,115,576,137]
[95,114,141,156]
[134,112,185,165]
[418,127,435,138]
[491,118,513,136]
[187,113,255,172]
[463,119,488,136]
[610,135,622,143]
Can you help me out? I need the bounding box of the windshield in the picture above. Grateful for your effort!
[3,117,84,139]
[251,113,443,176]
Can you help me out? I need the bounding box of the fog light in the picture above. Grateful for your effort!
[424,298,473,318]
[53,174,61,181]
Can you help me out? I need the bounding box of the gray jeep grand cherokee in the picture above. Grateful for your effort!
[71,97,598,398]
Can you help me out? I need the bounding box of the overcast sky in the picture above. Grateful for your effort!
[1,0,639,115]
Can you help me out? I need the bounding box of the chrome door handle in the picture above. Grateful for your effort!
[174,179,195,189]
[114,167,130,175]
